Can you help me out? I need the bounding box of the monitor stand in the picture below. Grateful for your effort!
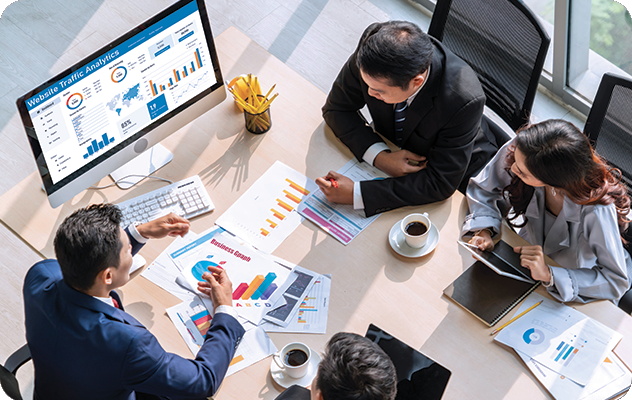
[109,143,173,189]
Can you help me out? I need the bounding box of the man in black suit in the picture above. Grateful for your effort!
[276,332,397,400]
[317,21,497,216]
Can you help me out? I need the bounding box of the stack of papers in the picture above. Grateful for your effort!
[494,294,630,399]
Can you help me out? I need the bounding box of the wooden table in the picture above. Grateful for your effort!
[1,27,630,400]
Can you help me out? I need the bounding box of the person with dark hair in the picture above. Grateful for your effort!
[318,21,497,216]
[276,332,397,400]
[463,119,632,303]
[23,204,245,399]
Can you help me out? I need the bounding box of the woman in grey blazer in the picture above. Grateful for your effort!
[462,119,632,304]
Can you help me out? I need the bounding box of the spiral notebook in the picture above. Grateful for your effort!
[443,261,541,327]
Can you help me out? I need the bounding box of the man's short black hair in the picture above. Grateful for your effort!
[316,332,397,400]
[54,203,123,291]
[356,21,433,90]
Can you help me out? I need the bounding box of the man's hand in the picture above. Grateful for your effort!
[374,149,427,177]
[136,213,190,239]
[315,171,354,204]
[514,245,551,282]
[197,266,234,310]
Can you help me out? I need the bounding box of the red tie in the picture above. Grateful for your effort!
[112,297,121,309]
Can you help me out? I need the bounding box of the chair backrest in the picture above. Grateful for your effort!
[584,73,632,194]
[1,344,32,400]
[428,0,550,132]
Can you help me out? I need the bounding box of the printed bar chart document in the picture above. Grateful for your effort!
[226,327,277,376]
[261,274,331,334]
[298,159,388,245]
[494,293,622,385]
[216,161,317,253]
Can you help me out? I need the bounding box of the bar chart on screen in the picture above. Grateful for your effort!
[147,47,208,97]
[216,161,318,253]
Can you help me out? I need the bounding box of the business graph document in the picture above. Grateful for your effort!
[494,294,622,385]
[261,274,331,334]
[298,159,388,245]
[216,161,317,254]
[517,349,630,400]
[170,229,291,324]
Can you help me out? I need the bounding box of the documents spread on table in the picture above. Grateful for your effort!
[216,160,317,254]
[167,297,277,373]
[298,159,388,245]
[494,293,625,392]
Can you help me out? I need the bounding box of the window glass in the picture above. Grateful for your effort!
[590,0,632,75]
[523,0,555,74]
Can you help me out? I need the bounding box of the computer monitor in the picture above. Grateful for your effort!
[16,0,225,208]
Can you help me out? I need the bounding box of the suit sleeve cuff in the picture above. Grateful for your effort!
[128,223,149,244]
[215,305,239,320]
[363,142,390,166]
[353,181,365,210]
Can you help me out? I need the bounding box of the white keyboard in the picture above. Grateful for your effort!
[116,175,214,226]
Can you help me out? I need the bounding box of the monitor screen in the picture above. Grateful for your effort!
[16,0,225,208]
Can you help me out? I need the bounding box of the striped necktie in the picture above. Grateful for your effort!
[394,101,407,146]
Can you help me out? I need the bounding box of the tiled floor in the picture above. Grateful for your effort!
[0,0,586,373]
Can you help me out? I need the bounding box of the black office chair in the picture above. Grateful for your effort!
[428,0,551,146]
[583,72,632,314]
[1,344,32,400]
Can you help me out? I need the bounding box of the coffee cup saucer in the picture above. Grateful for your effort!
[270,351,321,389]
[389,219,440,258]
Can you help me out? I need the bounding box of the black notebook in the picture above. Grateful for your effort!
[443,261,540,326]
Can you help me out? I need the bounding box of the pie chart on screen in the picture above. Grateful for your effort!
[192,260,218,281]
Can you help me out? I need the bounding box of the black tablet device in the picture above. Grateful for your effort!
[365,324,451,400]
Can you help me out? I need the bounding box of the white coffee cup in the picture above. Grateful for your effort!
[401,213,432,248]
[273,342,311,378]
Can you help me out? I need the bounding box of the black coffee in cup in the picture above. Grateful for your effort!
[285,349,308,366]
[405,221,428,236]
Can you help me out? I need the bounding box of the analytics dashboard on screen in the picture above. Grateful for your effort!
[23,0,216,186]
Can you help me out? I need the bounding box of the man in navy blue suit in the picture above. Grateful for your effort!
[23,203,245,400]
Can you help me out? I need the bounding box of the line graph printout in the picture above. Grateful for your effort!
[262,274,331,334]
[298,159,388,245]
[170,231,291,324]
[494,294,622,385]
[216,161,317,254]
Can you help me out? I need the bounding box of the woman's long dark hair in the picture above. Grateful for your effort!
[503,119,630,233]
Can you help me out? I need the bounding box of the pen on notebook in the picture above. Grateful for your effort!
[329,178,339,188]
[491,300,543,335]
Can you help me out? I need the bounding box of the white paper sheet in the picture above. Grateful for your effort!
[140,233,197,301]
[166,296,216,356]
[261,274,331,334]
[216,161,317,254]
[495,293,622,385]
[226,327,277,376]
[517,349,630,400]
[298,159,388,245]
